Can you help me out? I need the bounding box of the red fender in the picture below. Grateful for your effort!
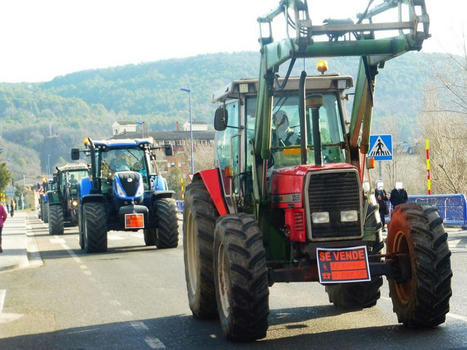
[197,168,228,216]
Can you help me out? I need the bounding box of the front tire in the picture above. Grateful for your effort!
[214,214,269,342]
[325,201,383,309]
[387,203,452,327]
[83,202,107,253]
[154,198,178,249]
[144,228,157,246]
[48,204,64,235]
[183,179,218,319]
[43,202,49,223]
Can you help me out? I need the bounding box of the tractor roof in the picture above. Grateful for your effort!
[213,75,353,103]
[92,138,153,149]
[57,163,88,172]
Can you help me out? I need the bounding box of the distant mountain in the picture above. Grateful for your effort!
[0,51,458,180]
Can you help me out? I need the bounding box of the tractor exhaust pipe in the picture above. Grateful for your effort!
[308,95,323,167]
[298,71,308,165]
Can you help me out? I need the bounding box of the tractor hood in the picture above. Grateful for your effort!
[270,163,357,208]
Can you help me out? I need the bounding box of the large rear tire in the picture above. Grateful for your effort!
[48,204,64,235]
[214,213,269,341]
[154,198,178,249]
[183,179,218,319]
[387,203,452,327]
[83,202,107,253]
[325,201,383,309]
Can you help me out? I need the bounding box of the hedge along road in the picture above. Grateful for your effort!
[0,212,466,349]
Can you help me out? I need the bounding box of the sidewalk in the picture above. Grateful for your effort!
[0,211,30,272]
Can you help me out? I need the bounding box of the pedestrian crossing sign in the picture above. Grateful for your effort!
[368,134,393,161]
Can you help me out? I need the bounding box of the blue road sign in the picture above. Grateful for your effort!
[368,134,393,161]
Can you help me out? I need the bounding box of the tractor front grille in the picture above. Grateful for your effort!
[116,172,140,197]
[305,169,362,241]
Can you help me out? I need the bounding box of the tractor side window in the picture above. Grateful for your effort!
[216,101,239,170]
[308,93,346,164]
[245,97,257,171]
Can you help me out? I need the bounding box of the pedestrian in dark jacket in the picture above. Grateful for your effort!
[390,182,408,208]
[0,202,8,253]
[375,181,388,231]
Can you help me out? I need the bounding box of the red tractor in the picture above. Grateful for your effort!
[183,0,452,341]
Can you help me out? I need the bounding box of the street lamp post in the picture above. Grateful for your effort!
[136,121,145,138]
[180,88,194,175]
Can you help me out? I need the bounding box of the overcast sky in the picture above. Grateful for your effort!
[0,0,465,83]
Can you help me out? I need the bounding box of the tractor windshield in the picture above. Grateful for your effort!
[67,170,88,185]
[270,93,345,167]
[99,148,149,188]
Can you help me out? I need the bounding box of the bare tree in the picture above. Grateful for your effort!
[418,89,467,194]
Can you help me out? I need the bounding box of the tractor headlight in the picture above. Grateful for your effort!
[341,210,358,222]
[312,211,330,224]
[115,180,127,198]
[71,200,79,208]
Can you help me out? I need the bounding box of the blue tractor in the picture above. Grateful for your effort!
[71,137,178,253]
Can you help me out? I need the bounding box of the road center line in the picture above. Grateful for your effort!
[447,313,467,322]
[144,336,166,349]
[381,296,467,323]
[58,240,82,264]
[130,321,149,331]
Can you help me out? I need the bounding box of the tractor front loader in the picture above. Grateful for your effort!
[183,0,452,342]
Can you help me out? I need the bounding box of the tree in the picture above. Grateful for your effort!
[0,162,12,192]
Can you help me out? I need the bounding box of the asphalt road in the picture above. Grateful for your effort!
[1,213,466,349]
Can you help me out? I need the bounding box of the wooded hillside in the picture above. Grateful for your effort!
[0,51,459,180]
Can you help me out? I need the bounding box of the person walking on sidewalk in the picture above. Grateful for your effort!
[10,199,15,217]
[0,201,8,253]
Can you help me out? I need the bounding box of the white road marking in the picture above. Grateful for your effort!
[80,265,88,270]
[83,270,92,276]
[381,296,467,323]
[0,289,23,324]
[449,239,461,248]
[447,313,467,323]
[144,336,166,349]
[58,240,82,264]
[130,321,149,331]
[0,289,5,313]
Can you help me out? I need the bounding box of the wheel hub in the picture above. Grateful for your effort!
[217,242,231,318]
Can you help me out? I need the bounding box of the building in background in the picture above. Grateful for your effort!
[112,121,138,136]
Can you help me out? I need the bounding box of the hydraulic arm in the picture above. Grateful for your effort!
[253,0,430,207]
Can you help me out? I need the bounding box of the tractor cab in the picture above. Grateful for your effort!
[213,72,353,217]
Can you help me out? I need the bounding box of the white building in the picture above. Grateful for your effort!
[183,120,208,131]
[112,121,138,136]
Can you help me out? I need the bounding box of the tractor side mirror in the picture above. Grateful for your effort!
[164,144,173,156]
[71,148,80,160]
[214,106,228,131]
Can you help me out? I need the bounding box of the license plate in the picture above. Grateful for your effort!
[317,246,371,283]
[125,213,144,229]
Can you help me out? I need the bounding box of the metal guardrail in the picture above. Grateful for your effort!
[407,194,467,228]
[175,200,184,212]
